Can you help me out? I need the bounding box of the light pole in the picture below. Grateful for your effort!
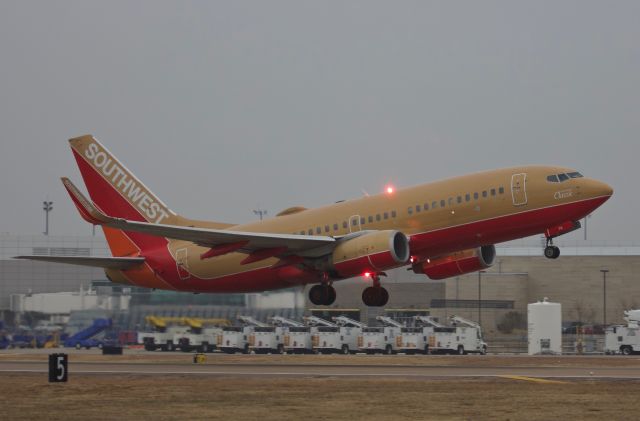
[601,269,609,326]
[253,208,267,220]
[43,200,53,235]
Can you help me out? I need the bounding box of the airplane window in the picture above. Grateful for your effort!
[384,212,389,219]
[499,187,505,194]
[343,221,348,229]
[424,203,429,211]
[474,192,479,200]
[568,172,583,179]
[360,217,365,225]
[491,189,496,196]
[432,201,438,209]
[333,224,339,231]
[416,205,421,212]
[465,194,470,202]
[408,207,413,215]
[391,210,397,218]
[316,227,322,234]
[547,175,559,183]
[457,196,462,204]
[482,191,487,198]
[376,214,381,221]
[368,216,373,223]
[558,173,569,182]
[325,225,330,232]
[308,229,313,235]
[440,200,446,207]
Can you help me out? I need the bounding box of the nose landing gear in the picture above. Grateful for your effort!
[544,238,560,259]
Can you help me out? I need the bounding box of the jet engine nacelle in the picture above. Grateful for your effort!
[331,230,410,278]
[412,245,496,280]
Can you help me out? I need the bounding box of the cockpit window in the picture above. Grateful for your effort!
[567,172,583,178]
[546,175,559,183]
[558,173,569,182]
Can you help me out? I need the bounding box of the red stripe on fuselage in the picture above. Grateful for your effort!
[408,195,610,258]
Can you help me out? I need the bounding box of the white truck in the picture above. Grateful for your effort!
[139,316,189,352]
[358,316,404,354]
[218,316,266,354]
[266,316,307,354]
[429,315,487,355]
[248,317,303,354]
[176,318,229,353]
[307,315,365,354]
[395,316,441,354]
[605,310,640,355]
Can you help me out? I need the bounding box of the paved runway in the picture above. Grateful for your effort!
[1,360,639,379]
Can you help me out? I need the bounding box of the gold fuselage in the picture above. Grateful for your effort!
[164,165,612,281]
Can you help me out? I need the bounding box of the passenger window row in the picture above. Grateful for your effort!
[547,172,583,183]
[407,186,505,215]
[297,210,398,235]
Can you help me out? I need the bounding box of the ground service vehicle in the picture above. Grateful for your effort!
[396,316,441,354]
[605,310,640,355]
[139,316,189,351]
[429,316,487,355]
[219,316,266,354]
[64,318,111,349]
[359,316,403,354]
[177,318,230,353]
[309,316,365,354]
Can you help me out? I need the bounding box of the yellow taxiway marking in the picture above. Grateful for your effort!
[499,375,568,384]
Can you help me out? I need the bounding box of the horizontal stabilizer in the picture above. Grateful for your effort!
[14,255,145,269]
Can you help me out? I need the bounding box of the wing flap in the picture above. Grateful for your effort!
[14,255,145,269]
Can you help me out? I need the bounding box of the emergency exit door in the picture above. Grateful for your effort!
[511,173,528,206]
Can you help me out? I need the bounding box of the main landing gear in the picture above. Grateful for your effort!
[308,284,336,306]
[544,238,561,259]
[361,274,389,307]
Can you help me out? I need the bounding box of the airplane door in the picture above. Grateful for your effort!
[349,215,362,233]
[175,248,191,280]
[511,173,528,206]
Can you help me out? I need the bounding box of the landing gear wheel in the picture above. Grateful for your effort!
[385,344,393,355]
[362,286,389,307]
[622,346,633,355]
[457,345,465,355]
[309,284,337,306]
[544,245,560,259]
[341,344,349,355]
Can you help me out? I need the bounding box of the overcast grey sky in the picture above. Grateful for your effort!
[0,1,637,243]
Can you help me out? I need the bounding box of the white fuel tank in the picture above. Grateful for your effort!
[528,297,562,355]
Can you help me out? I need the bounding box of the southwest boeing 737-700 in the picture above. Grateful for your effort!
[17,135,613,307]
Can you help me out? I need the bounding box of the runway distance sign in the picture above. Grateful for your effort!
[48,353,68,383]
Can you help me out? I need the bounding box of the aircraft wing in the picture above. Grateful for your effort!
[61,177,336,256]
[14,255,145,269]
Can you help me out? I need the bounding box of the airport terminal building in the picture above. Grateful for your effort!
[1,233,639,333]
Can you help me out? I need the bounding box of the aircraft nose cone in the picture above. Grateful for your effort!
[593,180,613,197]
